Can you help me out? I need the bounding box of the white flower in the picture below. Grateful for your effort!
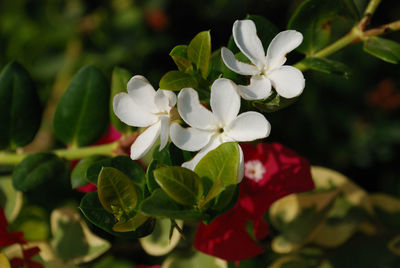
[113,75,176,160]
[221,19,305,100]
[244,160,266,182]
[170,78,271,182]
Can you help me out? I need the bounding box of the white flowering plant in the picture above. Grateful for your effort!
[1,0,400,266]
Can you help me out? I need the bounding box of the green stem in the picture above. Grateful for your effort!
[364,0,382,17]
[0,142,117,166]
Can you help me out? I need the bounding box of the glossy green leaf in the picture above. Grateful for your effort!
[195,142,239,207]
[11,205,50,241]
[0,61,41,149]
[110,67,132,133]
[339,0,363,20]
[140,189,209,220]
[163,250,227,268]
[170,45,193,72]
[146,160,164,193]
[97,167,138,220]
[154,166,203,206]
[363,36,400,64]
[50,207,111,264]
[159,71,198,91]
[70,155,105,189]
[299,57,351,77]
[86,156,145,188]
[80,192,155,238]
[288,0,339,55]
[0,176,22,222]
[53,65,109,147]
[112,212,149,232]
[187,31,211,78]
[12,153,66,191]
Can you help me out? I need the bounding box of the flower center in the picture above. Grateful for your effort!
[244,160,266,182]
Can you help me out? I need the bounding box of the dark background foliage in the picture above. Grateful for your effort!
[1,0,400,196]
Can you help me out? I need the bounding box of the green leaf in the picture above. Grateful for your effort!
[50,207,110,264]
[80,192,155,238]
[110,67,132,133]
[0,176,22,222]
[195,142,239,207]
[169,45,193,72]
[12,153,66,191]
[71,155,105,189]
[159,71,198,91]
[153,166,203,206]
[252,92,299,113]
[339,0,363,20]
[363,36,400,64]
[146,160,164,193]
[288,0,339,55]
[163,250,227,268]
[86,156,145,189]
[187,31,211,78]
[97,167,138,220]
[299,57,351,77]
[11,205,50,241]
[0,61,41,149]
[140,189,209,220]
[112,212,149,232]
[53,65,109,147]
[139,218,183,256]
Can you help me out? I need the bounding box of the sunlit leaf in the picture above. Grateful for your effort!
[154,166,203,206]
[112,212,149,232]
[0,61,41,149]
[170,45,193,72]
[53,65,109,147]
[0,176,22,222]
[97,167,138,220]
[299,57,351,77]
[188,31,211,78]
[163,250,227,268]
[0,253,10,268]
[159,71,198,91]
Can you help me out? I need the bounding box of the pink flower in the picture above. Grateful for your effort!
[194,143,315,261]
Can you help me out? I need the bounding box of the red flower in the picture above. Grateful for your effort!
[9,246,43,268]
[194,143,315,261]
[0,207,26,248]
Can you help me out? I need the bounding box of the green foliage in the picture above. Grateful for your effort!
[53,65,109,147]
[288,0,339,55]
[363,37,400,64]
[194,142,240,207]
[154,166,203,206]
[80,192,155,238]
[12,153,67,191]
[252,92,299,113]
[112,213,149,232]
[187,31,211,79]
[0,61,41,149]
[299,57,351,77]
[170,45,193,72]
[0,176,22,222]
[97,167,139,221]
[110,67,133,133]
[71,155,105,189]
[11,205,50,241]
[159,71,198,91]
[140,189,209,220]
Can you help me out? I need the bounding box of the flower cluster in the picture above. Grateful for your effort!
[113,20,304,177]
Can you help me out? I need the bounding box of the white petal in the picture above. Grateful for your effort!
[266,30,303,70]
[225,111,271,141]
[237,75,272,100]
[170,123,214,151]
[130,122,161,160]
[113,93,158,127]
[233,20,266,69]
[159,115,170,151]
[164,90,177,107]
[154,90,176,113]
[210,78,240,126]
[127,75,158,113]
[221,47,259,76]
[237,145,244,183]
[181,137,222,170]
[177,88,217,130]
[268,66,305,98]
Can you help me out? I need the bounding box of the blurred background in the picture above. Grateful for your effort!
[1,0,400,196]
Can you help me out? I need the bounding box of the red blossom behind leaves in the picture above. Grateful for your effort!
[0,207,26,248]
[194,142,315,261]
[9,246,43,268]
